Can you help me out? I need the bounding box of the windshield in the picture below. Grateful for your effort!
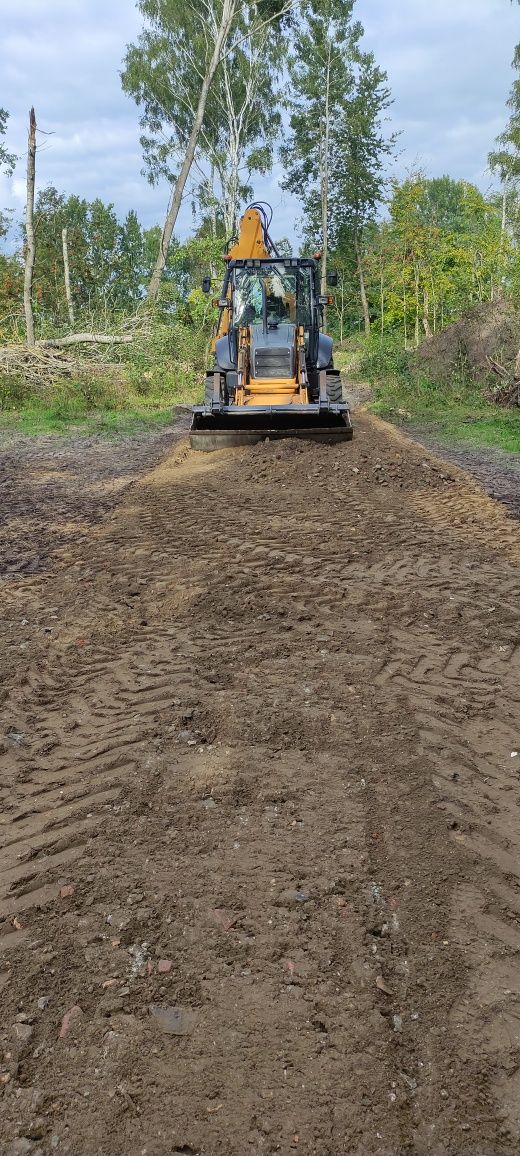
[233,264,312,330]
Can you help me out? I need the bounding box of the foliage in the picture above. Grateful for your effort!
[326,174,510,344]
[357,333,520,453]
[0,109,17,241]
[122,0,286,237]
[488,42,520,190]
[28,189,149,322]
[282,0,395,327]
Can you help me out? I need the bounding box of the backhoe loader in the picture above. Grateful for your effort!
[190,203,353,450]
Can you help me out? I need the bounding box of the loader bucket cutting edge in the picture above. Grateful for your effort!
[189,407,353,451]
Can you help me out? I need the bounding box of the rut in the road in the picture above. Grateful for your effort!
[1,413,520,1155]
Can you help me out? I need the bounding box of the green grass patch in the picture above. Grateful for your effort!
[426,411,520,454]
[359,336,520,455]
[0,370,200,438]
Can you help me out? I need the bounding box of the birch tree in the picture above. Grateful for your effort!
[23,108,36,348]
[122,0,289,301]
[282,0,395,324]
[281,0,360,291]
[489,43,520,237]
[197,12,283,237]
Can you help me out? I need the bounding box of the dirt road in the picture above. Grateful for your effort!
[1,412,519,1155]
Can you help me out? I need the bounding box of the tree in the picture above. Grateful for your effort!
[0,108,17,241]
[29,189,147,322]
[328,50,397,332]
[23,108,37,347]
[489,43,520,233]
[281,0,395,328]
[196,10,283,236]
[281,0,360,292]
[369,174,507,345]
[122,0,289,301]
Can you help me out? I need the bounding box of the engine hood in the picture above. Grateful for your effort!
[250,323,295,379]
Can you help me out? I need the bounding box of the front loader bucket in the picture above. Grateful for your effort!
[189,404,353,451]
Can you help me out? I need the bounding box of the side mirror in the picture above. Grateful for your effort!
[327,270,338,287]
[202,276,211,294]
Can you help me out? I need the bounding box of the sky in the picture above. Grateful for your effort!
[0,0,519,251]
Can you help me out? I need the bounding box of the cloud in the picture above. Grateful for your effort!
[0,0,518,253]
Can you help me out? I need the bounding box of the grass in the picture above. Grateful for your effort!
[0,372,200,439]
[358,337,520,455]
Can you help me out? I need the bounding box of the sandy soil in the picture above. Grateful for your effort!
[1,411,519,1155]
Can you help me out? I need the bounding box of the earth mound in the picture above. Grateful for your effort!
[414,297,520,384]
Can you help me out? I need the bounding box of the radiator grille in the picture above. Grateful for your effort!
[254,347,293,379]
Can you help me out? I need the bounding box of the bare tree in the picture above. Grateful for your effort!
[23,108,36,348]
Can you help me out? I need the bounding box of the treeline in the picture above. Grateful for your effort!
[1,172,516,347]
[0,0,518,351]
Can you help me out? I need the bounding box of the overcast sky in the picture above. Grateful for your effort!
[1,0,518,250]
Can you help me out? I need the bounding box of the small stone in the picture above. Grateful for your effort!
[26,1118,45,1140]
[58,1005,83,1038]
[208,908,241,931]
[7,1140,33,1155]
[105,909,131,931]
[59,885,75,899]
[201,797,217,811]
[157,960,173,974]
[13,1022,34,1045]
[37,997,50,1011]
[149,1005,196,1036]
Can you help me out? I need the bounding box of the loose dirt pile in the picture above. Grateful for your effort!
[1,415,520,1154]
[414,297,520,385]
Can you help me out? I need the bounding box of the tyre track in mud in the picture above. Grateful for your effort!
[0,413,519,1154]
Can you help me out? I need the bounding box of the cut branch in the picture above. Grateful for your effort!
[37,333,133,347]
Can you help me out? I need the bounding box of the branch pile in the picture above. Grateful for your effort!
[0,324,149,388]
[486,354,520,407]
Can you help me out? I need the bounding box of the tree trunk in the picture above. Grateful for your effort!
[354,230,370,335]
[320,39,332,298]
[38,333,133,347]
[62,227,75,326]
[23,107,36,348]
[422,288,432,337]
[501,178,508,236]
[147,0,236,303]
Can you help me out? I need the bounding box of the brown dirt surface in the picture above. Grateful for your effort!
[402,429,520,521]
[1,411,520,1155]
[414,298,520,383]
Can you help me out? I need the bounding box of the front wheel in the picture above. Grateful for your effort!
[326,372,343,403]
[204,375,214,406]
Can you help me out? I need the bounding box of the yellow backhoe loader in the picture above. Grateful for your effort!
[190,202,353,450]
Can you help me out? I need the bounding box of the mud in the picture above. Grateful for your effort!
[1,412,520,1155]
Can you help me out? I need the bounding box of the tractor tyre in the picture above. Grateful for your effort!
[326,372,343,403]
